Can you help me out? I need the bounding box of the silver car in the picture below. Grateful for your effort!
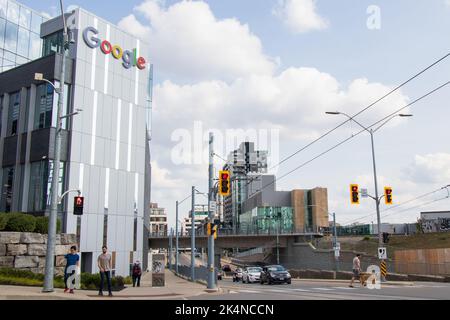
[242,266,263,284]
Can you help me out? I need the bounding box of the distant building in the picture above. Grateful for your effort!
[149,203,168,236]
[222,142,268,231]
[420,211,450,233]
[240,174,329,234]
[181,205,209,235]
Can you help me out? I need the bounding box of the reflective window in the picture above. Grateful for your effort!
[7,91,20,135]
[0,18,5,47]
[6,1,19,25]
[15,54,27,64]
[28,161,50,212]
[1,167,15,212]
[29,31,40,59]
[4,20,18,52]
[0,0,7,19]
[18,6,31,29]
[43,31,63,56]
[30,11,41,34]
[17,26,29,57]
[34,83,53,129]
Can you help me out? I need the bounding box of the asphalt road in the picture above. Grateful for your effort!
[190,278,450,300]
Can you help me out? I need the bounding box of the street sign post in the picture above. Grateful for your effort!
[334,249,340,258]
[378,247,387,260]
[361,188,369,198]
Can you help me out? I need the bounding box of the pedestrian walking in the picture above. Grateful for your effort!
[132,260,142,287]
[349,254,361,288]
[64,246,80,294]
[97,246,113,297]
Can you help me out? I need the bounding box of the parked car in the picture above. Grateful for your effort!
[222,265,232,272]
[242,266,262,284]
[260,265,291,285]
[232,268,243,282]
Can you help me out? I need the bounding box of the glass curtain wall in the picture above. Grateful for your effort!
[0,0,46,72]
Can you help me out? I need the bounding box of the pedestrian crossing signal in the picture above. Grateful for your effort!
[219,171,231,196]
[384,187,393,205]
[74,196,84,215]
[350,184,360,205]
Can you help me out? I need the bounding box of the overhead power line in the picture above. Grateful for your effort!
[269,52,450,171]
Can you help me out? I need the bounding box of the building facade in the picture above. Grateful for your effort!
[0,0,46,72]
[182,205,209,235]
[222,142,268,230]
[149,203,167,236]
[0,6,152,276]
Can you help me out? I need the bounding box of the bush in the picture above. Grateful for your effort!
[5,213,36,232]
[363,236,371,241]
[0,214,8,231]
[34,216,61,234]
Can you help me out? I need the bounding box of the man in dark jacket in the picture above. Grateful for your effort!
[132,261,142,287]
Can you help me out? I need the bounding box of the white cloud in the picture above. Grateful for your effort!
[118,0,277,82]
[406,153,450,184]
[273,0,328,34]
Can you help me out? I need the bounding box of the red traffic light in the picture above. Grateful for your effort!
[74,196,84,215]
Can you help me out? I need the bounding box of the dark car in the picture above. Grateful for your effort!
[260,265,291,285]
[222,265,232,272]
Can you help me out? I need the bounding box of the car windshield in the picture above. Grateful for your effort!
[248,267,262,273]
[267,266,285,272]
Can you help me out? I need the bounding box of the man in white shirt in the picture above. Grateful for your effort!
[349,254,361,288]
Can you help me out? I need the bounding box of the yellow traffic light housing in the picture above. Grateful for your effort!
[385,187,393,205]
[350,184,360,205]
[213,225,218,240]
[219,171,231,196]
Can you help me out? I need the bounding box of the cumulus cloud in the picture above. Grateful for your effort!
[273,0,328,34]
[118,0,277,82]
[406,153,450,184]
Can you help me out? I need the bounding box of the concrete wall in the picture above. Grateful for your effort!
[311,188,328,228]
[0,232,77,276]
[394,248,450,276]
[291,190,306,232]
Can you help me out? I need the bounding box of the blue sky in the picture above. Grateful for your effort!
[19,0,450,226]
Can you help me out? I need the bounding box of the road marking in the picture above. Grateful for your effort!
[267,289,287,293]
[237,290,261,294]
[312,288,335,291]
[290,288,311,292]
[332,287,355,290]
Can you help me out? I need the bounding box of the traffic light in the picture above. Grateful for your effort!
[383,232,390,244]
[219,171,231,196]
[384,187,393,205]
[350,184,360,205]
[206,223,212,236]
[73,196,84,215]
[213,225,218,240]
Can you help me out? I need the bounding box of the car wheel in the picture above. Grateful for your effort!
[268,279,272,285]
[287,280,291,285]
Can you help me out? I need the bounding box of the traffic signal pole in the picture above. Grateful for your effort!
[191,186,196,281]
[207,133,217,290]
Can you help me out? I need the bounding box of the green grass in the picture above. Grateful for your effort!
[0,275,65,288]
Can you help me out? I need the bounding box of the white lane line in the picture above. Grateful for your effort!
[312,288,335,291]
[332,287,355,290]
[290,288,311,292]
[267,289,287,293]
[238,290,261,294]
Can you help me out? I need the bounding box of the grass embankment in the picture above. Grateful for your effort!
[317,232,450,256]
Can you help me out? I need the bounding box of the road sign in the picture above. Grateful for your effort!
[334,249,340,257]
[378,247,387,260]
[380,260,387,278]
[361,188,369,198]
[209,201,216,212]
[334,242,341,251]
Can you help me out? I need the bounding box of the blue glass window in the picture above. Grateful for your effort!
[30,11,41,34]
[4,21,18,52]
[18,6,31,29]
[17,26,29,57]
[0,0,7,19]
[6,1,19,25]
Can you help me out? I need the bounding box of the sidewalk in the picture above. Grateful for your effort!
[0,270,216,300]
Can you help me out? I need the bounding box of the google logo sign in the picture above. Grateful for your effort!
[83,26,146,70]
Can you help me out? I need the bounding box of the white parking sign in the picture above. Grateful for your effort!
[378,247,387,260]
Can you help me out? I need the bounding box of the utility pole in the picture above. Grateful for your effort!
[169,228,173,270]
[175,201,179,274]
[43,0,68,292]
[333,212,339,271]
[276,212,280,265]
[191,186,195,281]
[207,133,216,289]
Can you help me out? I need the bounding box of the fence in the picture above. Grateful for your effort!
[175,264,218,284]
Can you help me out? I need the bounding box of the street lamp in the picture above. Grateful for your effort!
[38,0,76,292]
[326,111,413,265]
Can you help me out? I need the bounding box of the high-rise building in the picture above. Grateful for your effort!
[222,142,268,231]
[0,0,47,72]
[181,205,209,235]
[149,203,168,236]
[0,4,152,276]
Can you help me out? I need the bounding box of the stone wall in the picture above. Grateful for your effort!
[0,232,77,276]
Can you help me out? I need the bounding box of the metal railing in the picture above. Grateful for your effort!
[175,264,218,284]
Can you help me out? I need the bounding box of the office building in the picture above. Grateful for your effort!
[149,203,168,236]
[0,0,47,72]
[181,205,209,235]
[0,5,152,276]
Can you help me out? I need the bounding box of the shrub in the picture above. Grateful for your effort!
[363,236,371,241]
[0,214,8,231]
[34,216,61,234]
[5,213,36,232]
